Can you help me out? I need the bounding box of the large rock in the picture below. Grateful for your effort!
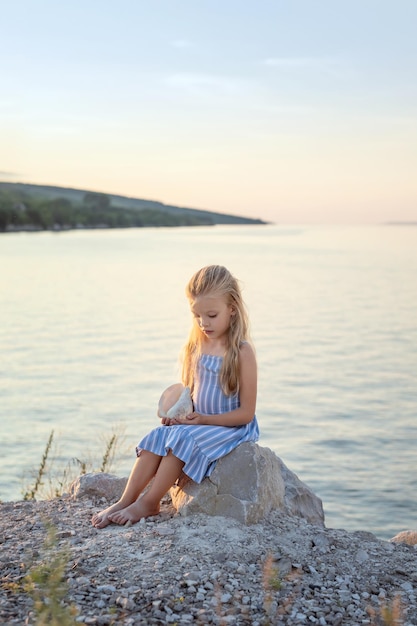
[70,472,127,501]
[170,442,325,526]
[70,444,325,527]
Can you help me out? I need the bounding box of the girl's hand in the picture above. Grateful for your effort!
[161,416,176,426]
[185,411,203,424]
[161,412,205,425]
[160,415,192,426]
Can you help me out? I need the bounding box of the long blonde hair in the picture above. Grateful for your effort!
[181,265,250,396]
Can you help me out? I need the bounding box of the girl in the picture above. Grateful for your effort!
[92,265,259,528]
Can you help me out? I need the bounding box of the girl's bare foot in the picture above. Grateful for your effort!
[91,502,127,529]
[108,498,160,526]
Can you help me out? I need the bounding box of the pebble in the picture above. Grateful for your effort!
[0,497,416,625]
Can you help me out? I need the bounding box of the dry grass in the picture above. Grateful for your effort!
[23,523,79,625]
[368,594,404,626]
[23,427,124,500]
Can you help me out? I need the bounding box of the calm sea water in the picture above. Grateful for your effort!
[1,224,416,539]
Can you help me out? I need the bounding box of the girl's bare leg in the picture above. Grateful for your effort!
[109,450,184,526]
[91,451,162,528]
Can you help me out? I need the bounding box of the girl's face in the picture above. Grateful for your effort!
[190,293,235,342]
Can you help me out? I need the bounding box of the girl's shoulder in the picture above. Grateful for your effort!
[239,341,256,359]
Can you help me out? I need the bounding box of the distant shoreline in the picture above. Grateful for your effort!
[0,181,268,232]
[1,221,269,235]
[1,223,217,234]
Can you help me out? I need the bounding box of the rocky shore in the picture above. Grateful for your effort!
[1,494,416,625]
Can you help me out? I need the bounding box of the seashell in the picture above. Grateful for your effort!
[167,386,193,419]
[158,384,193,419]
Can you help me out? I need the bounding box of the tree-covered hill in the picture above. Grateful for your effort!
[0,182,266,232]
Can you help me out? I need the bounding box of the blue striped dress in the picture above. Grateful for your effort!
[136,353,259,483]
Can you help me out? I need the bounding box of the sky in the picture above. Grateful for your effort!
[1,1,417,224]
